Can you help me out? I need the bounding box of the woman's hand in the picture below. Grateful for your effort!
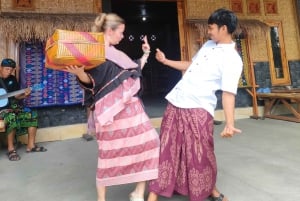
[63,65,91,84]
[63,65,85,76]
[140,36,151,68]
[142,35,150,53]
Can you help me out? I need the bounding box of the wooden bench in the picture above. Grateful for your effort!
[257,91,300,123]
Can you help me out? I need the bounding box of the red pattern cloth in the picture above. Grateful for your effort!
[148,103,216,201]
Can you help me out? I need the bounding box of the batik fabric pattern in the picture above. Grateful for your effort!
[148,103,216,201]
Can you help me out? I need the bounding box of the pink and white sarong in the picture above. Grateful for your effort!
[90,77,159,187]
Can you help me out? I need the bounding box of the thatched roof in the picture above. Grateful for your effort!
[0,13,270,42]
[0,13,97,42]
[188,19,270,39]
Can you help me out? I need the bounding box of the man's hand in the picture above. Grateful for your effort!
[155,48,166,63]
[16,87,31,99]
[23,87,31,97]
[220,124,242,138]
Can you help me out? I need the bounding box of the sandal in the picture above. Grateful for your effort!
[209,193,227,201]
[26,146,47,153]
[7,150,21,161]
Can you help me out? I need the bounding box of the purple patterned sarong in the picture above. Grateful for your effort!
[148,103,217,201]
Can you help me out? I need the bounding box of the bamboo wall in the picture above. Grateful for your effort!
[0,0,100,61]
[0,0,100,14]
[186,0,300,62]
[1,0,299,62]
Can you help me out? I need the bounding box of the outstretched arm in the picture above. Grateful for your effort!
[140,36,150,69]
[155,48,191,71]
[15,87,31,100]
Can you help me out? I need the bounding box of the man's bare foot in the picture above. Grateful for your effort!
[209,193,228,201]
[147,192,158,201]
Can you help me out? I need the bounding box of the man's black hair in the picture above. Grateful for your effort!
[208,8,238,34]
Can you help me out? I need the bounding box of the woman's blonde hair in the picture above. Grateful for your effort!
[92,13,125,32]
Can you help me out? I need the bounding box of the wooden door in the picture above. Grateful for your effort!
[176,0,190,60]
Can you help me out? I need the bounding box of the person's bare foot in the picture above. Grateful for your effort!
[147,192,158,201]
[209,193,228,201]
[129,192,144,201]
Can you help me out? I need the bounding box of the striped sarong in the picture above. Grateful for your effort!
[148,103,216,201]
[90,77,159,187]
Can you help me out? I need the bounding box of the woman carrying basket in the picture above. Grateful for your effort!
[64,13,159,201]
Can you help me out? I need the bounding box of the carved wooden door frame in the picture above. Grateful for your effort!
[140,0,189,61]
[265,20,291,86]
[296,0,300,51]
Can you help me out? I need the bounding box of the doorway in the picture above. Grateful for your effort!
[111,0,182,117]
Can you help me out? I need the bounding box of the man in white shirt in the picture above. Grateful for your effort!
[148,8,243,201]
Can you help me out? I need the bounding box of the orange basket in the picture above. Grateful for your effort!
[45,29,105,70]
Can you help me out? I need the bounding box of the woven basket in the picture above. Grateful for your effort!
[45,29,105,70]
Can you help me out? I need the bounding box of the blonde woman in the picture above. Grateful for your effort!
[64,13,159,201]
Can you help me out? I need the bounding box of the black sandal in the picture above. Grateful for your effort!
[209,193,226,201]
[7,150,21,161]
[26,146,47,153]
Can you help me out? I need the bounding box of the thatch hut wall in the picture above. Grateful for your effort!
[0,0,101,62]
[186,0,300,62]
[0,13,96,42]
[0,13,97,64]
[0,0,100,14]
[188,19,269,57]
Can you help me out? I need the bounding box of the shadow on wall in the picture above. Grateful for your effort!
[37,104,87,128]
